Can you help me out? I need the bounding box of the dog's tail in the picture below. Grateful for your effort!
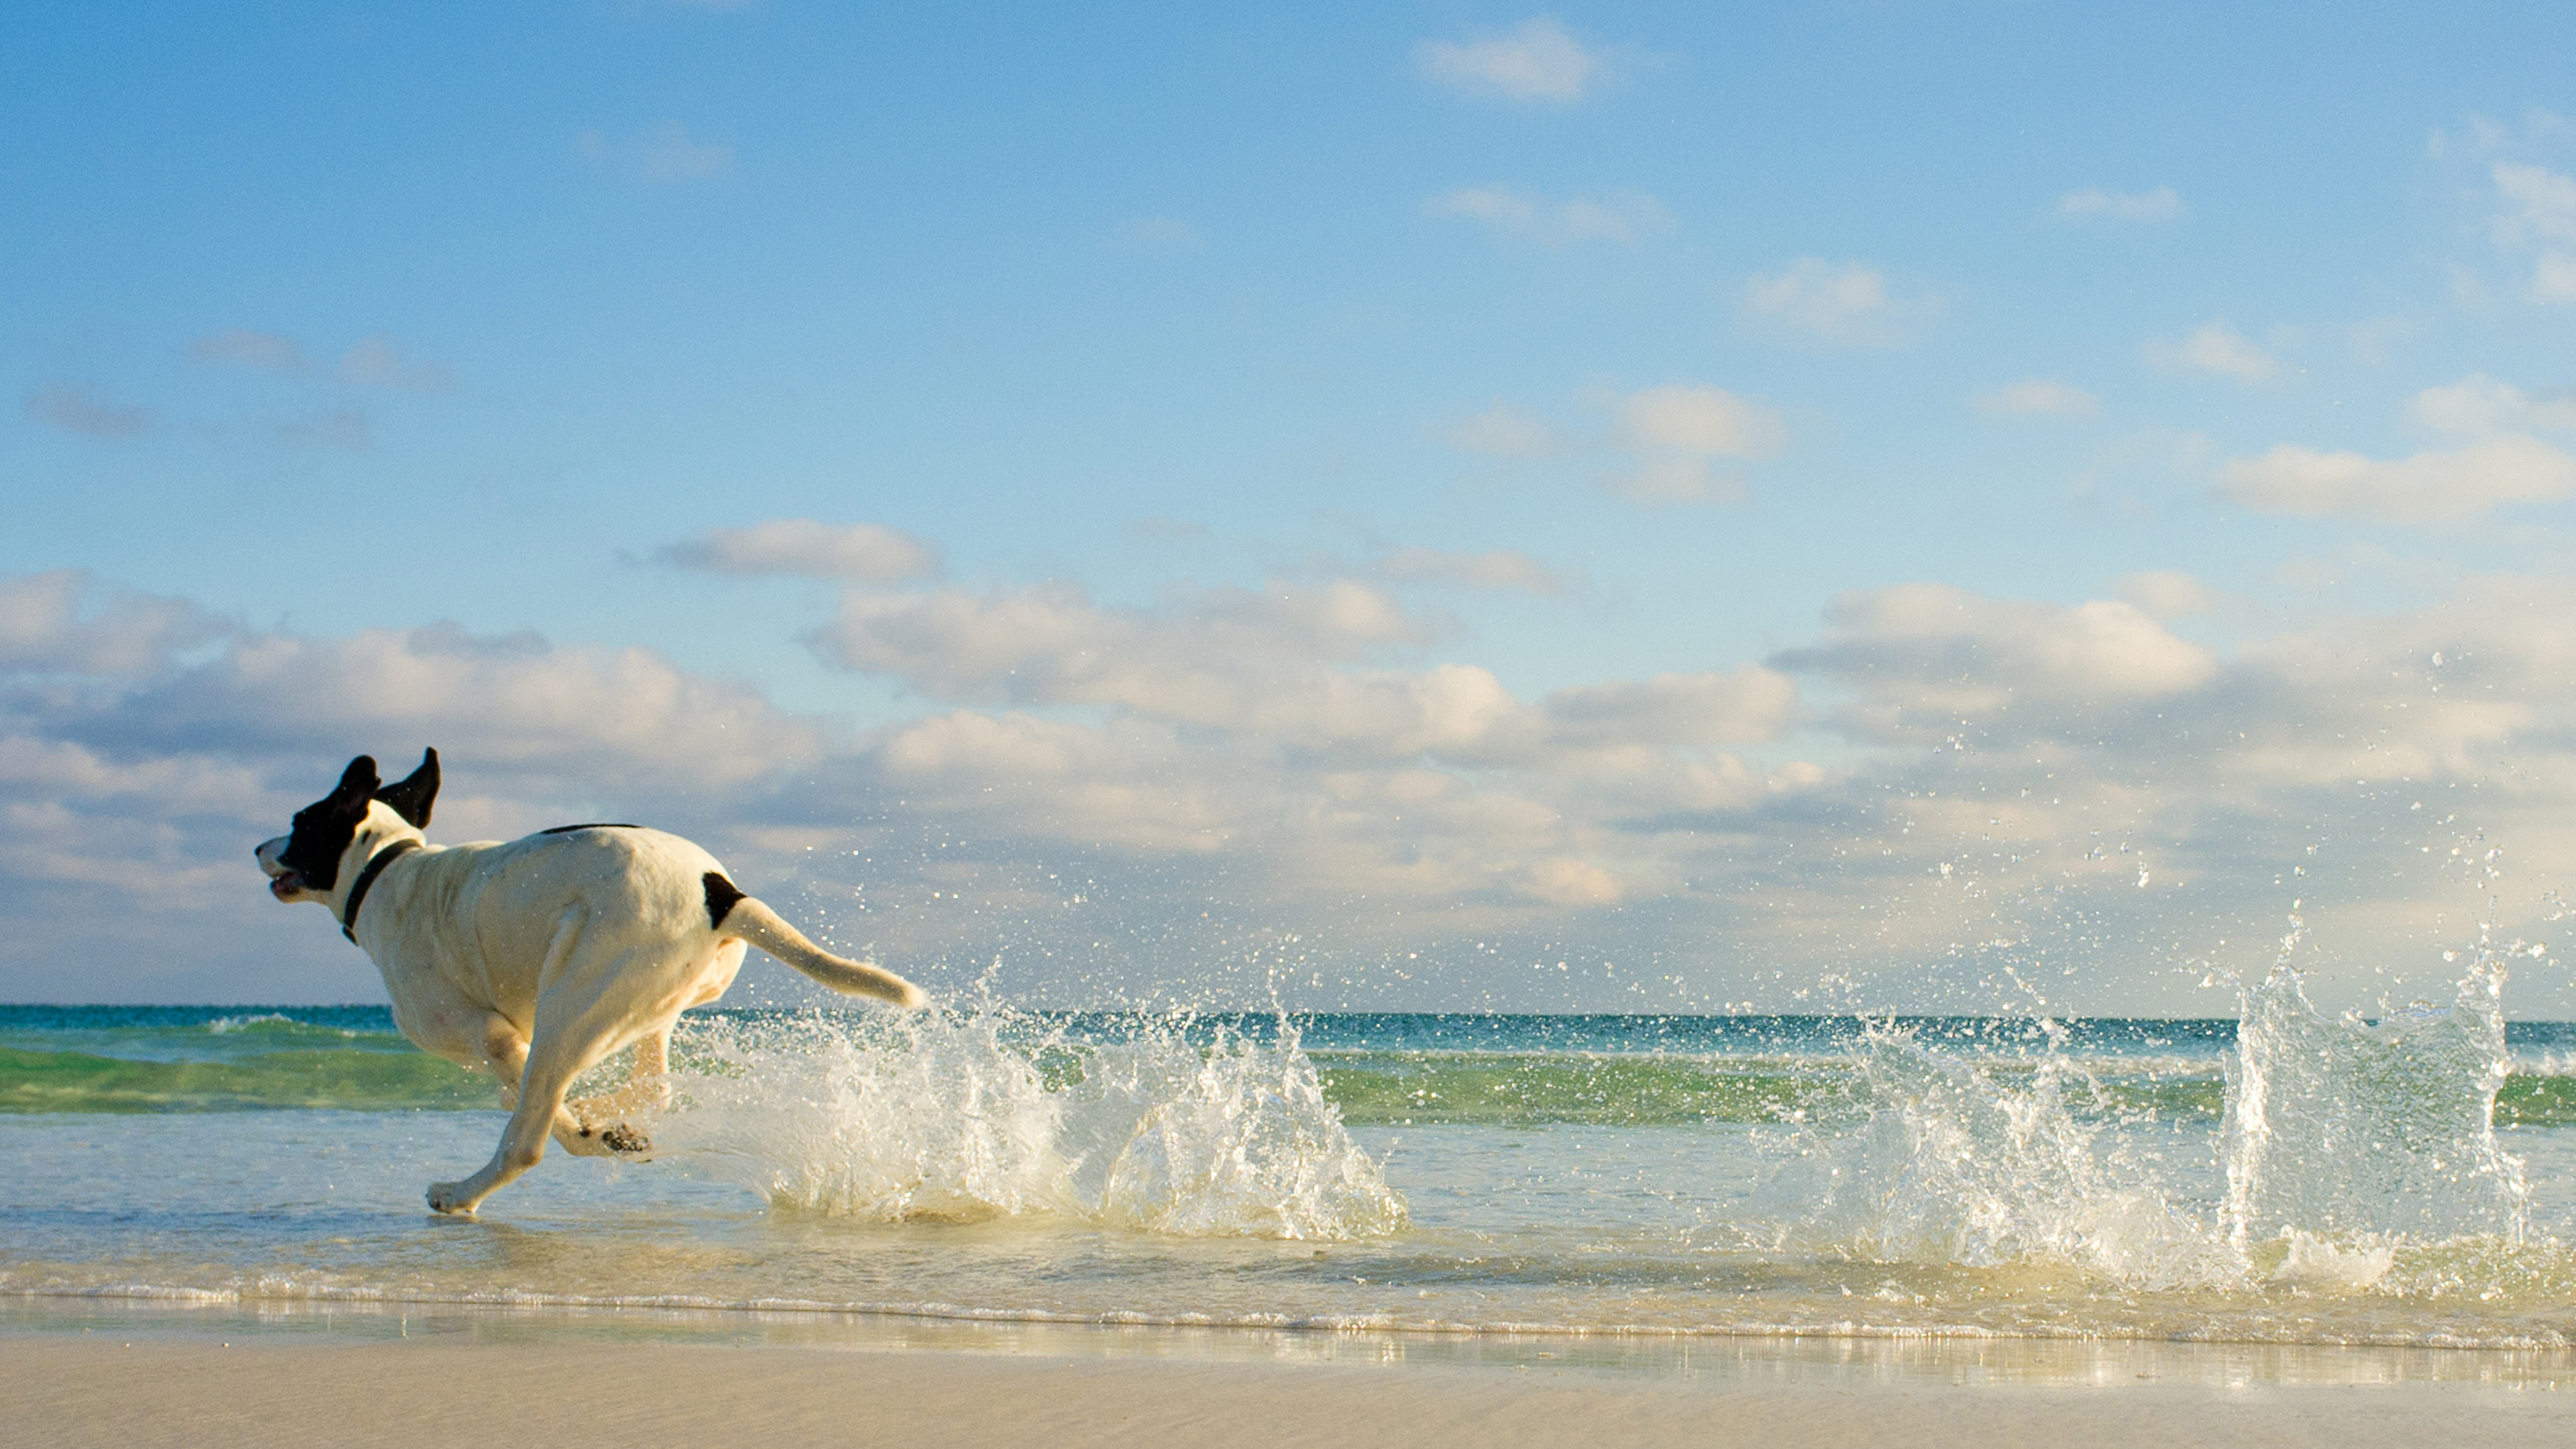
[708,875,927,1009]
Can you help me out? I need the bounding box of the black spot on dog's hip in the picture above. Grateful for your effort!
[703,871,745,930]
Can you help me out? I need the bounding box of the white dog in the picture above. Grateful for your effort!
[256,749,923,1216]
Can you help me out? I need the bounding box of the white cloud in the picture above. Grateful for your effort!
[1743,258,1933,349]
[1976,379,2100,417]
[2116,571,2217,619]
[0,571,224,675]
[2492,161,2576,245]
[109,623,819,786]
[1415,18,1604,103]
[1619,384,1786,459]
[1743,571,2576,1012]
[1518,857,1621,906]
[23,383,150,440]
[663,520,944,582]
[808,571,1801,777]
[1602,384,1786,506]
[1781,583,2218,728]
[1436,404,1559,460]
[1424,187,1668,246]
[2216,435,2576,520]
[2144,320,2282,384]
[1442,387,1785,503]
[2536,251,2576,303]
[2469,160,2576,303]
[2408,374,2576,436]
[580,122,733,183]
[2056,185,2185,222]
[808,579,1455,747]
[1377,547,1570,596]
[0,578,844,1000]
[1539,667,1798,749]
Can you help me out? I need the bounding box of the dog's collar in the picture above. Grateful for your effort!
[341,839,421,943]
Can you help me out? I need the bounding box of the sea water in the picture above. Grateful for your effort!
[7,939,2576,1348]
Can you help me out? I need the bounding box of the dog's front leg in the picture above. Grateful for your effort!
[479,1016,530,1110]
[428,1024,607,1216]
[480,1013,630,1159]
[430,909,593,1215]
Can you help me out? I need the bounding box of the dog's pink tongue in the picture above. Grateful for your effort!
[269,872,303,900]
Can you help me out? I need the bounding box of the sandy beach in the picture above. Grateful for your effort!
[8,1307,2576,1449]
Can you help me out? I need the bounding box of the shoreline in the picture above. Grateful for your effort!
[11,1282,2576,1359]
[7,1299,2576,1449]
[14,1292,2576,1384]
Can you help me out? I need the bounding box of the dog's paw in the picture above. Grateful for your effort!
[600,1125,652,1158]
[427,1181,478,1216]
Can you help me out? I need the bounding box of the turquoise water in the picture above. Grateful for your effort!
[6,970,2576,1348]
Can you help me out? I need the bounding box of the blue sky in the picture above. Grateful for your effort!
[8,2,2576,1013]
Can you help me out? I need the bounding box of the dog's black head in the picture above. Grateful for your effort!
[256,749,439,903]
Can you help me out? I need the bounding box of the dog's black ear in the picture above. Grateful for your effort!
[332,755,381,816]
[374,748,440,828]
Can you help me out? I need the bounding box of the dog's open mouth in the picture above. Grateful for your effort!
[268,870,304,900]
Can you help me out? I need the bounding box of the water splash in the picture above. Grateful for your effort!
[1774,919,2541,1289]
[1772,1025,2231,1287]
[652,1002,1406,1241]
[2269,1230,2394,1291]
[2223,918,2529,1249]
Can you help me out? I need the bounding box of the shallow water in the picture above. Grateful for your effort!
[7,962,2576,1348]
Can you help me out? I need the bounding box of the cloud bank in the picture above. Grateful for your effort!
[9,534,2574,1014]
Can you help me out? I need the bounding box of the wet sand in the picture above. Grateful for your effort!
[7,1315,2576,1449]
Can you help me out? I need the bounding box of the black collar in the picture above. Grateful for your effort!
[341,838,421,943]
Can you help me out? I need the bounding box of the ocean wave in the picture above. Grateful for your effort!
[0,1045,492,1113]
[10,1031,2576,1128]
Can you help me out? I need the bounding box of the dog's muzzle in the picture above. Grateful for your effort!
[256,837,301,900]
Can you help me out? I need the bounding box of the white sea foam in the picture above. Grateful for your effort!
[653,1003,1407,1240]
[204,1013,296,1034]
[2269,1231,2395,1291]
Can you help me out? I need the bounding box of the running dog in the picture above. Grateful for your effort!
[255,749,924,1216]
